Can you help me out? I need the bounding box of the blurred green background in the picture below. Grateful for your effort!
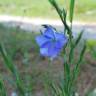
[0,0,96,22]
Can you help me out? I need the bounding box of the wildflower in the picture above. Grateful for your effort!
[36,25,68,58]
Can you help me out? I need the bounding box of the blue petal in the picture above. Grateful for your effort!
[43,25,55,39]
[55,39,67,49]
[40,48,49,56]
[54,41,64,49]
[39,41,54,57]
[36,35,50,47]
[41,42,61,58]
[55,33,68,47]
[40,42,51,57]
[48,46,61,58]
[55,32,67,40]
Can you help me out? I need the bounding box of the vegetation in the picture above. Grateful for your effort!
[0,0,96,95]
[0,0,96,22]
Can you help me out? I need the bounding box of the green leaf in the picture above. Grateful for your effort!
[62,8,67,21]
[69,44,74,63]
[69,30,84,63]
[0,75,7,96]
[63,62,71,95]
[0,43,25,96]
[64,62,70,84]
[77,42,86,64]
[69,0,75,23]
[50,82,59,96]
[74,42,87,80]
[74,30,84,47]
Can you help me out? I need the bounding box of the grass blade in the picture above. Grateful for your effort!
[0,75,7,96]
[0,43,25,96]
[69,0,75,23]
[74,42,87,80]
[74,30,84,47]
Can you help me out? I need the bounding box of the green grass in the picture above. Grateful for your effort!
[0,0,96,22]
[0,24,39,58]
[87,40,96,47]
[87,40,96,59]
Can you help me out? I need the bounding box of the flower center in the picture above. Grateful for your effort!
[51,38,56,43]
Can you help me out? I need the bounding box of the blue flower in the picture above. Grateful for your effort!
[36,25,68,58]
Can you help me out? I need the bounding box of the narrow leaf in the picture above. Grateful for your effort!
[69,0,75,23]
[74,30,84,47]
[74,42,87,79]
[0,43,25,96]
[0,75,7,96]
